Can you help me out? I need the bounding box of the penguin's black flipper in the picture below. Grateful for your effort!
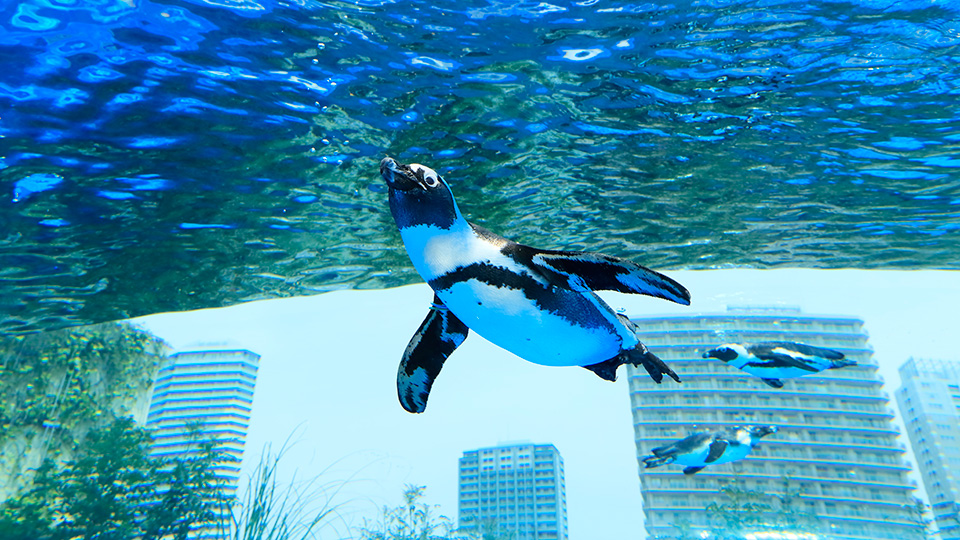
[397,295,469,413]
[761,378,785,389]
[705,439,728,463]
[683,466,705,475]
[653,432,712,457]
[749,343,831,372]
[523,249,691,306]
[650,443,676,457]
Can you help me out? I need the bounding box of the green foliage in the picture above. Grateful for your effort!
[705,483,773,537]
[699,477,822,539]
[0,416,225,540]
[0,322,164,447]
[358,485,455,540]
[356,486,516,540]
[668,518,701,540]
[0,322,165,499]
[466,518,516,540]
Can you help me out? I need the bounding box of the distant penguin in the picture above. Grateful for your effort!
[380,157,691,413]
[642,426,778,475]
[702,341,854,388]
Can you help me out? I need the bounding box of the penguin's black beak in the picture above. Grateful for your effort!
[381,157,426,192]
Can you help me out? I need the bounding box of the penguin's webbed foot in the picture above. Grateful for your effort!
[585,346,681,384]
[625,345,681,384]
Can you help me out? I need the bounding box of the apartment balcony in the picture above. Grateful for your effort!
[634,419,900,437]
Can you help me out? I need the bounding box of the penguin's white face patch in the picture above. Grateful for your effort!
[410,164,441,189]
[722,344,750,367]
[384,158,462,231]
[735,429,752,445]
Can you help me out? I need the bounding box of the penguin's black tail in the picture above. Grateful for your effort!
[831,358,857,369]
[624,343,681,384]
[642,455,673,469]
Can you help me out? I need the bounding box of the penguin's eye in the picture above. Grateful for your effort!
[409,164,440,190]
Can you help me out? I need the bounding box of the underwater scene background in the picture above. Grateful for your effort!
[1,0,960,539]
[2,0,959,334]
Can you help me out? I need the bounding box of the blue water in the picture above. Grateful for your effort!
[1,0,959,333]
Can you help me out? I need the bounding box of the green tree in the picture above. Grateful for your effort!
[355,485,518,540]
[702,477,822,539]
[705,482,773,538]
[768,476,821,534]
[468,518,516,540]
[450,516,517,540]
[358,485,454,540]
[668,518,701,540]
[0,416,225,540]
[0,322,165,497]
[0,322,162,435]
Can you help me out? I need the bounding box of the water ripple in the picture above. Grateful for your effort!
[1,0,958,333]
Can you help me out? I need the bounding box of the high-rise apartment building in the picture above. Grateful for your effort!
[458,442,568,540]
[627,306,922,540]
[896,358,960,540]
[145,344,259,500]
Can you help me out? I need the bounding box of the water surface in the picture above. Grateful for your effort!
[1,0,959,333]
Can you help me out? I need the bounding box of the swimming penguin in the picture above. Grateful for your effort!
[702,341,854,388]
[642,425,778,475]
[380,157,691,413]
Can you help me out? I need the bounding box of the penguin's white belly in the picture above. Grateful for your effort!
[675,443,749,467]
[739,364,819,379]
[673,447,714,467]
[438,280,623,367]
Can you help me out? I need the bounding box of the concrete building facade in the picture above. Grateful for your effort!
[145,345,259,500]
[458,442,568,540]
[627,306,922,540]
[896,358,960,540]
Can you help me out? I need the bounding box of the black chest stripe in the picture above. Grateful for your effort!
[428,262,617,333]
[429,262,557,309]
[430,261,538,291]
